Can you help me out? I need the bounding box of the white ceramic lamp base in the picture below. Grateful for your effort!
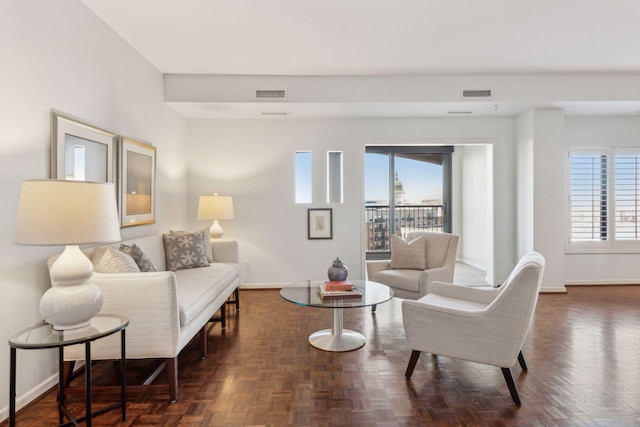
[44,245,103,330]
[209,220,224,239]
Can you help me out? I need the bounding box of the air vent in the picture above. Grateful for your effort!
[462,89,492,99]
[256,90,287,100]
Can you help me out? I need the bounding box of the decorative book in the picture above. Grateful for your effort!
[323,280,354,291]
[318,283,362,300]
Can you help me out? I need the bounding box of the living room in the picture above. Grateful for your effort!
[2,0,640,425]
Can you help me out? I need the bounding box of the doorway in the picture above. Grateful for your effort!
[364,146,453,260]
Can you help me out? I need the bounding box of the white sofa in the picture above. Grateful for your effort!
[57,234,240,402]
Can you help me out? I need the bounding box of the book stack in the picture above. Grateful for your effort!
[318,280,362,300]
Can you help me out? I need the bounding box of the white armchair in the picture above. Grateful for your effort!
[402,251,545,405]
[366,231,459,311]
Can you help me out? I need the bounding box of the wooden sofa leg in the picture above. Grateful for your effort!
[405,350,421,378]
[501,367,521,406]
[168,357,178,403]
[234,287,240,310]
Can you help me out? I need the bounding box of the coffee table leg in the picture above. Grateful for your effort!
[308,306,366,352]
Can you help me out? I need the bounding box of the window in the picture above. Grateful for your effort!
[365,146,453,259]
[295,151,312,203]
[568,148,640,251]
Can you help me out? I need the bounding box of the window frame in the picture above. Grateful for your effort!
[566,146,640,253]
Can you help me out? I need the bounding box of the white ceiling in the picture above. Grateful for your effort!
[81,0,640,119]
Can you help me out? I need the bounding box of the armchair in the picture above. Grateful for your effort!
[366,231,458,311]
[402,251,545,405]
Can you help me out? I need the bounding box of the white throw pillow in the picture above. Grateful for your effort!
[390,235,427,270]
[94,248,141,273]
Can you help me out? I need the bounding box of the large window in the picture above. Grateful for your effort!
[568,148,640,252]
[365,146,453,259]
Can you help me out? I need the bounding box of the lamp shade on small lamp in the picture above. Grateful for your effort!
[197,194,234,238]
[14,180,121,330]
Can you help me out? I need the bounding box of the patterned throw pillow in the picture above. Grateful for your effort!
[119,243,158,272]
[390,235,427,270]
[169,228,214,262]
[163,232,210,271]
[94,248,141,273]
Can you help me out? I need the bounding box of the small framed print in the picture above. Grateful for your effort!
[119,136,156,227]
[308,208,333,239]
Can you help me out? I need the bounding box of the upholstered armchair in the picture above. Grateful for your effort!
[402,251,545,405]
[366,231,459,310]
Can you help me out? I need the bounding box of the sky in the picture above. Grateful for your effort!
[365,153,442,203]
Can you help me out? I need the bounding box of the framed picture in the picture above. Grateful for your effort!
[119,136,156,227]
[51,111,116,182]
[308,208,333,239]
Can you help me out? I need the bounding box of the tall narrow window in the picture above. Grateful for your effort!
[295,151,312,203]
[327,151,343,203]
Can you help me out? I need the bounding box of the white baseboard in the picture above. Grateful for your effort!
[240,283,285,289]
[540,286,567,293]
[0,372,58,424]
[565,280,640,286]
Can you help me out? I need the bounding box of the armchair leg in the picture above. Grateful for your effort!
[371,304,377,313]
[501,367,521,406]
[517,350,528,371]
[405,350,421,378]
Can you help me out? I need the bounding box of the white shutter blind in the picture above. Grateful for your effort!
[614,154,640,240]
[570,154,608,242]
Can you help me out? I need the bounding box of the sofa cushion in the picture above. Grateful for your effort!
[390,235,426,270]
[119,243,158,272]
[372,268,422,292]
[163,232,209,271]
[169,228,213,263]
[94,248,140,273]
[175,263,240,326]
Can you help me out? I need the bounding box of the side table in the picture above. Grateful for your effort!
[8,313,129,427]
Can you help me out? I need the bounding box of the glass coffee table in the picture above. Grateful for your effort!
[280,280,394,352]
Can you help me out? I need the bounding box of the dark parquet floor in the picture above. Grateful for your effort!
[5,286,640,426]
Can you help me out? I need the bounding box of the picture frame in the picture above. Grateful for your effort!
[51,111,116,182]
[119,136,156,228]
[308,208,333,239]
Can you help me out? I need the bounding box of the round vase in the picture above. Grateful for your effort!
[328,257,349,281]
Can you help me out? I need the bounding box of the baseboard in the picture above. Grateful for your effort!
[240,283,286,289]
[540,286,568,293]
[0,372,58,423]
[565,280,640,286]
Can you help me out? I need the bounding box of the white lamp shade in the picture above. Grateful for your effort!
[14,180,121,246]
[197,195,234,221]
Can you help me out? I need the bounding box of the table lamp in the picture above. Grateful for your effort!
[14,180,121,330]
[197,194,234,238]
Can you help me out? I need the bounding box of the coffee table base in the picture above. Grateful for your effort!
[308,329,365,352]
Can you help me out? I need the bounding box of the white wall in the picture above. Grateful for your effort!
[187,118,515,286]
[565,116,640,284]
[457,145,490,271]
[0,0,189,418]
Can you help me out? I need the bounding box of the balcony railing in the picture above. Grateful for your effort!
[365,204,444,252]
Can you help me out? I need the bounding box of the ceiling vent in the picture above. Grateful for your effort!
[462,89,492,99]
[256,90,287,100]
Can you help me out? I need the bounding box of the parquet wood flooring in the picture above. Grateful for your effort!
[5,286,640,426]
